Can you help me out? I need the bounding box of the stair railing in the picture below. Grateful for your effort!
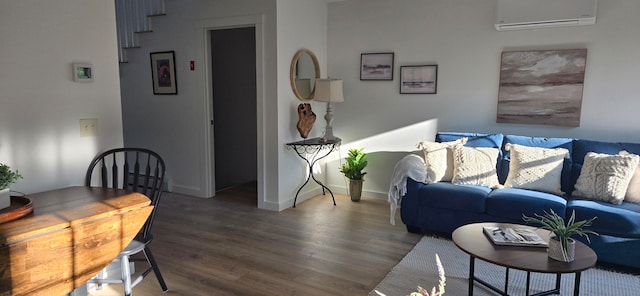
[115,0,166,63]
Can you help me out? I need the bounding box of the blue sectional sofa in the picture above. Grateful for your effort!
[400,132,640,270]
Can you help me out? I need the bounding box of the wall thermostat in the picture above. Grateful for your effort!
[73,63,93,82]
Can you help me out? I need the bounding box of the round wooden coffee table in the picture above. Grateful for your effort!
[452,222,597,296]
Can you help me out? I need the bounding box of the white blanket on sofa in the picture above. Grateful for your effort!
[388,154,427,225]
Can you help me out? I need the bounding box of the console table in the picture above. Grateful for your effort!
[286,137,341,207]
[0,186,152,296]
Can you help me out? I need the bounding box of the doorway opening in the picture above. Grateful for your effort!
[210,26,257,202]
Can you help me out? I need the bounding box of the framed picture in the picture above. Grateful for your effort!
[497,49,587,127]
[400,65,438,94]
[150,51,177,95]
[360,52,394,80]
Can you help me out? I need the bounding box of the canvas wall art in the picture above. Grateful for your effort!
[496,49,587,127]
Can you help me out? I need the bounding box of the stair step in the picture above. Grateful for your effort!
[116,0,166,62]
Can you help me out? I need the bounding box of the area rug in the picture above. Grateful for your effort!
[371,236,640,295]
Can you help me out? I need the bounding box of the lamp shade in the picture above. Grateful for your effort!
[314,79,344,103]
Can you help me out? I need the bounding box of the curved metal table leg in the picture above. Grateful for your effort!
[286,138,341,207]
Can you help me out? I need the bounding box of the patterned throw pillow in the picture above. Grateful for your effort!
[416,138,467,183]
[504,144,569,195]
[573,152,640,204]
[619,151,640,203]
[450,145,500,188]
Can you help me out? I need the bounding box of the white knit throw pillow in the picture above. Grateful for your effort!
[450,145,500,188]
[416,138,467,183]
[619,150,640,203]
[504,143,569,195]
[573,152,640,204]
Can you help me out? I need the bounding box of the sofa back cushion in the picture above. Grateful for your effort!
[572,152,639,204]
[572,139,640,196]
[502,135,573,193]
[436,132,504,149]
[503,143,569,195]
[436,132,504,180]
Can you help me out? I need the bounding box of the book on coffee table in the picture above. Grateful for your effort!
[483,226,548,248]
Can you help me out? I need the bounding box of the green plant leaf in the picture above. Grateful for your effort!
[340,148,368,180]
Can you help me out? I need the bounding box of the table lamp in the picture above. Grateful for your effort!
[314,78,344,142]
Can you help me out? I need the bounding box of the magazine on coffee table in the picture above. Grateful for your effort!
[483,226,548,248]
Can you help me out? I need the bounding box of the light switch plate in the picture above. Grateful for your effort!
[79,118,97,137]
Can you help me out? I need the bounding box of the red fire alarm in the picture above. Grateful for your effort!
[190,60,195,71]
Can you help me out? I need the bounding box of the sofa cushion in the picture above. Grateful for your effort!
[486,188,567,222]
[451,145,500,188]
[567,198,640,237]
[436,132,504,149]
[619,151,640,204]
[503,135,573,191]
[571,139,640,193]
[417,182,490,213]
[416,138,467,183]
[573,152,639,204]
[503,143,569,195]
[573,139,640,164]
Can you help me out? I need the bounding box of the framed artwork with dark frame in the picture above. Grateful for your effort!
[400,65,438,94]
[150,51,177,95]
[360,52,394,80]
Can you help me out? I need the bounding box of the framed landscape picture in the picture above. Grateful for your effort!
[400,65,438,94]
[497,49,587,127]
[360,52,394,80]
[150,51,177,95]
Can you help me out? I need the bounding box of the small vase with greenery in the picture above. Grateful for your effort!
[522,209,597,262]
[0,163,22,209]
[340,148,367,201]
[0,163,22,191]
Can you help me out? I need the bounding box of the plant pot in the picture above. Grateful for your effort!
[348,179,364,202]
[548,236,575,262]
[0,188,10,210]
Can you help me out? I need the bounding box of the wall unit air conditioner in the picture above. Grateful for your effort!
[495,0,597,31]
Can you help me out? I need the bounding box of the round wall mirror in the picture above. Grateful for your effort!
[290,48,320,101]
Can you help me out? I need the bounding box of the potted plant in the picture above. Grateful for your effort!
[522,209,598,262]
[340,148,368,201]
[0,163,23,209]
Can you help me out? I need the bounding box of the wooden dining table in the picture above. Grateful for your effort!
[0,186,153,296]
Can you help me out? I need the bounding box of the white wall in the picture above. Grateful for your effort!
[120,0,328,210]
[0,0,124,194]
[326,0,640,198]
[276,0,329,208]
[120,0,277,201]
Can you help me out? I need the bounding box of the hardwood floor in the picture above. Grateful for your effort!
[89,185,422,296]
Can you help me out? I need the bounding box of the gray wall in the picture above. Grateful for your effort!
[325,0,640,198]
[0,0,124,194]
[211,27,257,190]
[120,0,329,210]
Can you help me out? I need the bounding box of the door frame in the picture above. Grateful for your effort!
[199,15,265,208]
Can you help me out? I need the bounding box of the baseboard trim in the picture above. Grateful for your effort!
[325,184,387,200]
[170,184,207,198]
